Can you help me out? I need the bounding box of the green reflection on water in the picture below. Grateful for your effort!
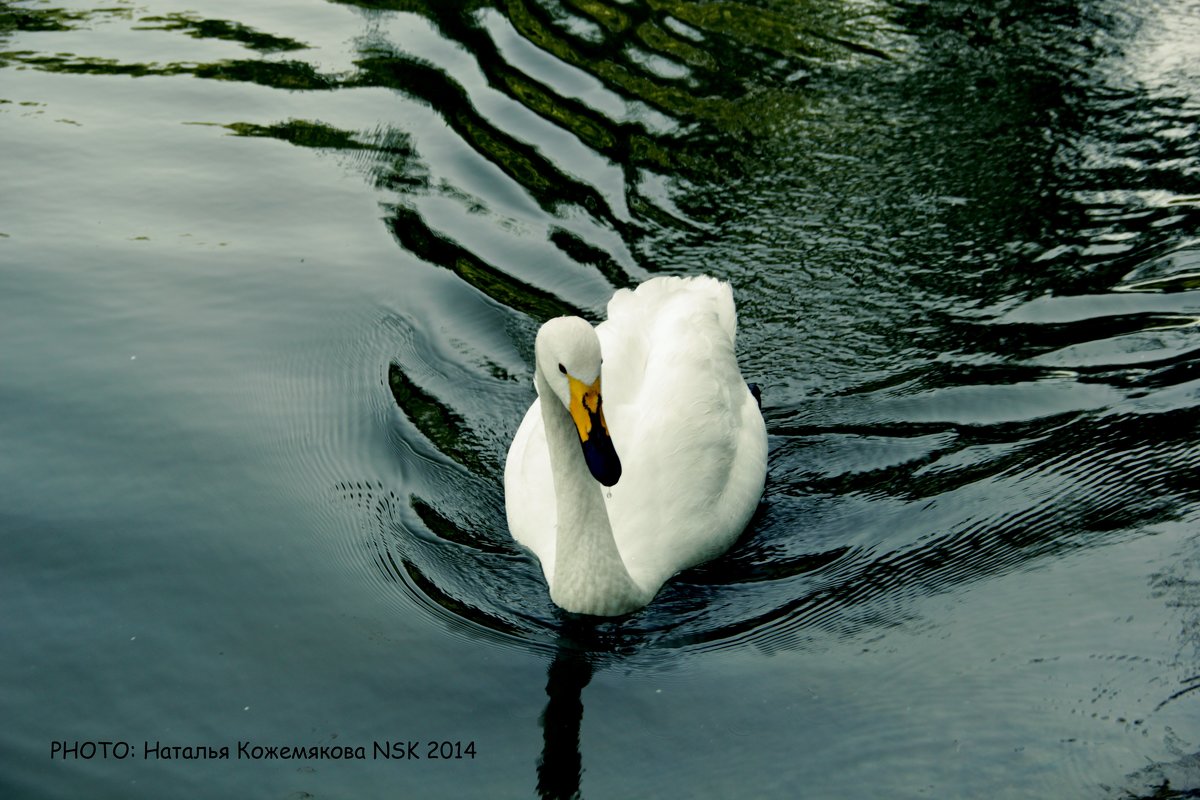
[388,363,491,474]
[221,117,408,155]
[632,17,715,71]
[1,0,874,187]
[0,50,338,88]
[648,0,856,59]
[352,47,629,227]
[386,205,582,322]
[135,13,310,52]
[0,3,123,33]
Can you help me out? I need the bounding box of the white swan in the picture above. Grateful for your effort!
[504,276,768,616]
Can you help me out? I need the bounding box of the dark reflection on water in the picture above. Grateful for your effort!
[536,646,592,800]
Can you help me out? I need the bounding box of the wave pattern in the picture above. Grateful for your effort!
[8,0,1199,676]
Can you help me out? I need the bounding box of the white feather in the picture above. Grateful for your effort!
[504,276,768,616]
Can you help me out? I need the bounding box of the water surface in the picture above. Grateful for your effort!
[3,0,1200,797]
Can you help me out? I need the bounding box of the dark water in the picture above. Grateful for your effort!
[3,0,1200,796]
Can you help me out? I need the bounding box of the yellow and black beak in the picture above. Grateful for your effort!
[567,374,622,487]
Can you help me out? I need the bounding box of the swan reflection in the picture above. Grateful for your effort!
[536,645,594,800]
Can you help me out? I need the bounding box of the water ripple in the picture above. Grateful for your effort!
[9,0,1199,670]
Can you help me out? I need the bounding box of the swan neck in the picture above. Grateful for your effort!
[536,368,645,616]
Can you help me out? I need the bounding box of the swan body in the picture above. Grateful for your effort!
[504,276,768,616]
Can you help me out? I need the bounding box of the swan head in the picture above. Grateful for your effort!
[535,317,622,487]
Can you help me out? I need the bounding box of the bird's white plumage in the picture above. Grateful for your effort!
[504,275,767,615]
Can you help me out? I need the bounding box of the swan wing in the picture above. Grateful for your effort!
[597,277,767,592]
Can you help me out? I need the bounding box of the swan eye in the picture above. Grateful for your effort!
[557,363,567,375]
